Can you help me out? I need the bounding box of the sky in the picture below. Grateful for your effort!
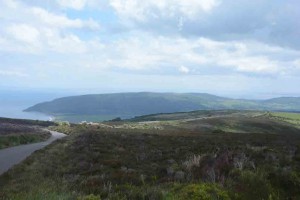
[0,0,300,99]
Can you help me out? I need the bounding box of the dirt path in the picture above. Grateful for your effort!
[0,130,66,175]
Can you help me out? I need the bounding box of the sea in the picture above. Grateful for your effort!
[0,90,68,121]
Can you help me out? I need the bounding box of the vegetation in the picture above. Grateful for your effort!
[0,134,50,149]
[24,92,300,122]
[270,112,300,127]
[0,117,55,127]
[129,110,262,122]
[55,115,125,123]
[0,118,53,149]
[0,111,300,199]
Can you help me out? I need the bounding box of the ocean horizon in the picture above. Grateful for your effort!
[0,90,62,121]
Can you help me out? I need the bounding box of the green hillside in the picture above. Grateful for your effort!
[2,111,300,199]
[24,92,300,122]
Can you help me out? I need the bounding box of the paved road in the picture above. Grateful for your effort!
[0,130,66,175]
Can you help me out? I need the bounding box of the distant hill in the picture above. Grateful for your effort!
[24,92,300,121]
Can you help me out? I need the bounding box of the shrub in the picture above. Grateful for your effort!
[269,170,300,199]
[170,183,230,200]
[233,170,279,200]
[183,154,202,171]
[79,194,101,200]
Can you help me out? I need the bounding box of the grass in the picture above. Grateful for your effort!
[271,112,300,120]
[0,117,55,127]
[0,111,300,199]
[0,134,50,149]
[55,114,133,123]
[270,112,300,127]
[129,110,248,122]
[0,118,52,149]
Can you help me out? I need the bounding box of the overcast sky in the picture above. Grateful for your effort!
[0,0,300,98]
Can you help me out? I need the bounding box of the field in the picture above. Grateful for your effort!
[0,111,300,199]
[0,118,54,149]
[270,112,300,127]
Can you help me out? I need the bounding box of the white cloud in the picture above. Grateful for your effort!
[90,35,208,71]
[0,3,99,31]
[192,38,289,74]
[1,0,300,81]
[0,0,100,54]
[0,1,101,31]
[43,28,88,53]
[109,0,220,21]
[2,23,295,76]
[1,0,300,96]
[2,0,19,8]
[6,24,40,44]
[179,66,190,73]
[57,0,88,10]
[3,24,88,54]
[69,34,298,77]
[31,7,100,30]
[56,0,110,10]
[221,56,279,73]
[55,0,220,19]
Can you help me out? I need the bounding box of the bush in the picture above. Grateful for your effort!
[170,183,230,200]
[233,170,279,200]
[79,194,101,200]
[269,170,300,199]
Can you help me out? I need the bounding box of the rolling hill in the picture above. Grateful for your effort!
[24,92,300,121]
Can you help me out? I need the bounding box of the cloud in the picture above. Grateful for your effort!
[1,0,300,97]
[2,24,88,54]
[18,0,300,50]
[179,66,190,74]
[97,35,299,76]
[57,0,88,10]
[55,0,108,10]
[0,1,101,30]
[109,0,219,21]
[0,0,100,54]
[6,24,40,45]
[101,0,299,50]
[31,7,100,30]
[1,0,299,76]
[54,34,299,77]
[43,29,88,53]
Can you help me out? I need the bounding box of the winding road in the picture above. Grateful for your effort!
[0,130,66,175]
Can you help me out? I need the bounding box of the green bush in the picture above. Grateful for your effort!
[117,184,165,200]
[233,170,279,200]
[78,194,101,200]
[269,170,300,199]
[170,183,230,200]
[0,134,48,149]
